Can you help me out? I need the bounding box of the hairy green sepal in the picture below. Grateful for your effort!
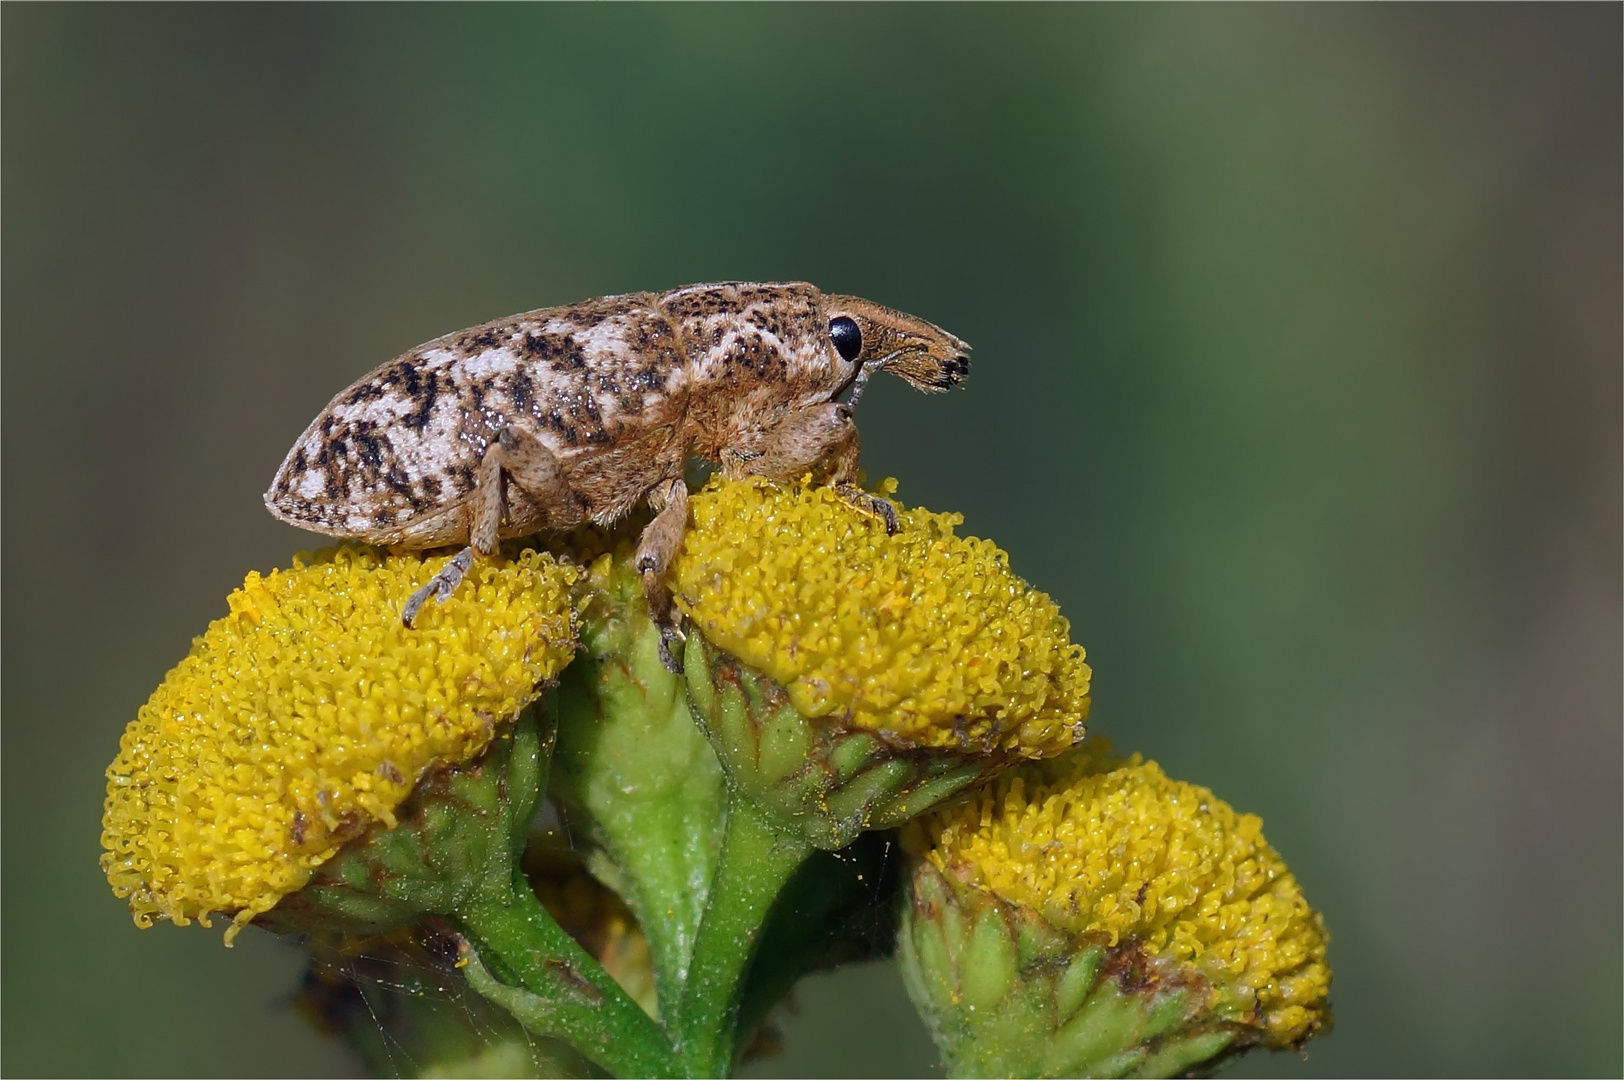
[683,635,995,850]
[260,704,552,934]
[260,705,681,1078]
[899,864,1247,1079]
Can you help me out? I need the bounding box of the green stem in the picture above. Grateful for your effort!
[458,878,682,1078]
[734,833,902,1045]
[554,640,725,1025]
[551,558,728,1026]
[677,798,812,1077]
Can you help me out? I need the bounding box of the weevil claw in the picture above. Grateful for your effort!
[656,622,686,675]
[836,483,901,535]
[877,499,901,535]
[402,547,476,627]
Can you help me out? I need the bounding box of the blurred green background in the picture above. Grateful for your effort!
[4,5,1618,1077]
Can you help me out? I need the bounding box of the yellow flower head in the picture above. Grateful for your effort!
[669,477,1090,758]
[907,752,1330,1045]
[101,546,578,941]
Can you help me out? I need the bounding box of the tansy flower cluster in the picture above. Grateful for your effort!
[907,751,1331,1045]
[100,545,577,941]
[100,475,1328,1079]
[670,476,1091,758]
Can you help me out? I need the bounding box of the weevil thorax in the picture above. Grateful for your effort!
[661,281,855,460]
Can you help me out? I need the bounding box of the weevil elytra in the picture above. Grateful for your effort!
[265,281,970,670]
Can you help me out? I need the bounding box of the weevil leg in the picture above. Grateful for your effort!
[634,477,690,674]
[749,402,854,478]
[826,422,899,533]
[754,404,900,534]
[402,546,475,626]
[835,481,900,535]
[406,428,558,626]
[495,425,586,524]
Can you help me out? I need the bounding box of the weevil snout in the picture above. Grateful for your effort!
[823,294,971,396]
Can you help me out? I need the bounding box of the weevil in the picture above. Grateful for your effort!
[265,281,970,670]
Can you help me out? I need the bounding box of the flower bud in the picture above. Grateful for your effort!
[899,749,1331,1077]
[101,545,578,941]
[672,477,1091,848]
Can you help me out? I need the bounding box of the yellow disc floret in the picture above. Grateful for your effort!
[669,477,1090,757]
[101,546,578,941]
[908,753,1330,1045]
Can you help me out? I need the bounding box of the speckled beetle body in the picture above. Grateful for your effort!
[265,281,969,666]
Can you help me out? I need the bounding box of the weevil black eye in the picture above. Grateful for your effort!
[829,317,862,363]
